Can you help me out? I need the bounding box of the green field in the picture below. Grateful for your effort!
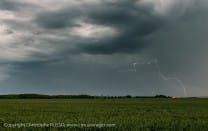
[0,98,208,131]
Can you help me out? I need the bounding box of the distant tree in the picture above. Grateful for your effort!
[125,95,132,98]
[155,95,170,98]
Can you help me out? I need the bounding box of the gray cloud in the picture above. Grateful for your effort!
[0,0,19,10]
[0,0,208,96]
[34,0,163,55]
[0,0,34,10]
[35,9,82,29]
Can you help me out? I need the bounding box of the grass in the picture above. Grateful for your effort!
[0,98,208,130]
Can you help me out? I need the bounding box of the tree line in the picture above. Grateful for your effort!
[0,94,171,99]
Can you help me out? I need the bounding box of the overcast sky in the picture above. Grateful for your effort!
[0,0,208,96]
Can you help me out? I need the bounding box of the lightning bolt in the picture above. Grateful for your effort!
[131,58,188,97]
[152,59,188,97]
[119,58,188,97]
[132,62,137,72]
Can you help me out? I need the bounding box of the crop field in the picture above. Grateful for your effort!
[0,98,208,131]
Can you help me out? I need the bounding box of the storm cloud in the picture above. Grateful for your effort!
[0,0,208,96]
[34,0,163,54]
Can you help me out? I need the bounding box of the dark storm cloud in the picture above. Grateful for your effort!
[0,0,33,10]
[79,34,147,54]
[34,0,142,29]
[35,9,82,29]
[1,0,208,96]
[34,0,163,54]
